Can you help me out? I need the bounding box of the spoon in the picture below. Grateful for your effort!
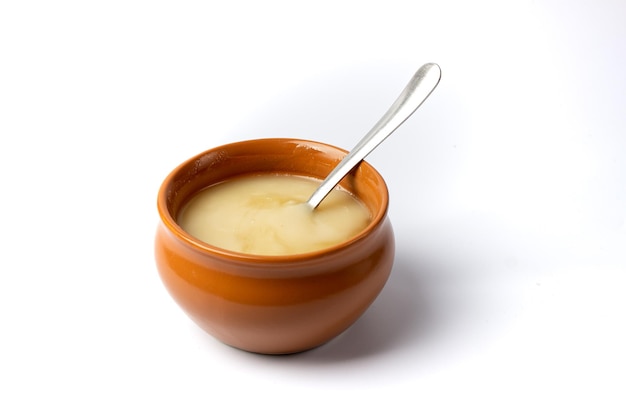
[305,63,442,209]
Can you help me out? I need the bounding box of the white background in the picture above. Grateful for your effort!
[1,0,625,415]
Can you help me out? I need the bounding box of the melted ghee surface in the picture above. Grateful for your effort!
[177,174,371,256]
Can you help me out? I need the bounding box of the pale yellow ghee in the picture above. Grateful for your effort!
[177,174,371,256]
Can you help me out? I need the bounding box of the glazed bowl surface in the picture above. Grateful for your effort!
[154,138,395,354]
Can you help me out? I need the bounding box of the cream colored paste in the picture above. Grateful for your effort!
[177,174,371,256]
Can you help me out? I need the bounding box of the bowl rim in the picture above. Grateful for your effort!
[157,138,390,263]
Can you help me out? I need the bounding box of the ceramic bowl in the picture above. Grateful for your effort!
[154,138,395,354]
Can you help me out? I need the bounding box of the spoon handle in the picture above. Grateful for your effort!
[306,63,442,209]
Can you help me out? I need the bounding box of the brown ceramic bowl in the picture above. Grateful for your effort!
[154,138,395,354]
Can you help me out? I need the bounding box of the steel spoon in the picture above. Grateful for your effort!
[306,63,442,209]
